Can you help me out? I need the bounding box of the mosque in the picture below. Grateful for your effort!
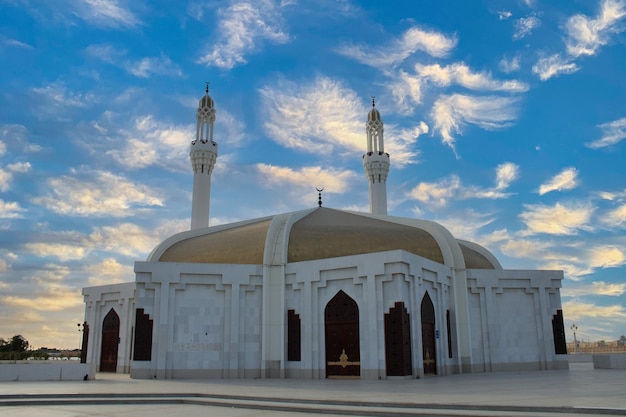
[82,86,568,379]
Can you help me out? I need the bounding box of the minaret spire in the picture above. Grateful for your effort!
[363,97,389,215]
[190,83,219,230]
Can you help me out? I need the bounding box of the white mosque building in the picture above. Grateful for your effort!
[82,86,569,379]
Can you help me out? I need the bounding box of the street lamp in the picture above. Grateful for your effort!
[571,323,578,354]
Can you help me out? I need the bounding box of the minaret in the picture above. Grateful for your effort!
[190,83,218,230]
[363,97,389,215]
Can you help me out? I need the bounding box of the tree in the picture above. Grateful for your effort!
[0,335,29,352]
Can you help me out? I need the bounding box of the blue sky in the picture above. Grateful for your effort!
[1,0,625,349]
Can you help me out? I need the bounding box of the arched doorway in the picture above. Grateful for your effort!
[325,290,360,378]
[421,293,437,375]
[385,301,412,376]
[100,308,120,373]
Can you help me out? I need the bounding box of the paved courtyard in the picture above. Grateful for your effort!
[0,363,625,416]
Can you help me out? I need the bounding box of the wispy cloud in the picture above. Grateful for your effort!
[31,82,95,110]
[604,204,626,227]
[197,0,290,69]
[408,162,519,207]
[565,0,626,57]
[538,167,579,195]
[520,201,595,235]
[74,0,141,28]
[532,54,579,81]
[336,26,457,69]
[586,116,626,148]
[3,37,33,49]
[533,0,626,81]
[514,15,541,40]
[0,199,24,219]
[562,281,626,297]
[260,76,420,167]
[563,300,626,321]
[85,44,183,78]
[32,169,163,217]
[499,55,521,73]
[256,164,358,194]
[84,258,133,286]
[497,10,512,21]
[416,63,529,92]
[430,94,519,150]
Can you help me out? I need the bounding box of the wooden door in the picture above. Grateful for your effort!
[421,293,437,375]
[385,302,412,376]
[325,290,360,378]
[100,309,120,373]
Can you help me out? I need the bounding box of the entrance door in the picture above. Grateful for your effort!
[100,309,120,373]
[325,290,360,378]
[421,293,437,375]
[385,301,412,376]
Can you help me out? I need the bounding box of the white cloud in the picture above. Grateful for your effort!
[520,202,594,235]
[256,164,358,194]
[31,82,94,110]
[86,44,183,78]
[565,0,626,57]
[495,162,520,190]
[387,70,424,114]
[586,117,626,148]
[497,10,512,20]
[408,163,518,207]
[499,55,521,73]
[197,0,290,69]
[85,258,133,286]
[3,37,33,49]
[538,167,579,195]
[430,94,519,149]
[0,169,10,192]
[604,204,626,227]
[563,300,626,321]
[32,169,163,217]
[7,162,31,174]
[562,281,626,297]
[336,26,457,69]
[127,54,184,78]
[532,54,579,81]
[416,63,529,92]
[260,76,419,167]
[25,242,88,261]
[588,245,626,269]
[409,175,460,207]
[514,15,541,40]
[0,199,24,218]
[107,115,191,171]
[74,0,141,28]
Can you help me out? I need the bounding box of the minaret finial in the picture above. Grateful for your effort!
[371,96,375,107]
[205,81,210,94]
[316,187,324,207]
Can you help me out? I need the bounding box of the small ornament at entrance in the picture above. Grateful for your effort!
[423,349,435,366]
[327,348,360,368]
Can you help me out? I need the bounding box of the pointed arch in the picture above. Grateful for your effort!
[100,308,120,373]
[385,301,412,376]
[421,292,437,375]
[325,290,360,378]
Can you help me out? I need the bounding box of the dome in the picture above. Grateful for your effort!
[152,207,500,270]
[368,107,381,122]
[199,94,214,109]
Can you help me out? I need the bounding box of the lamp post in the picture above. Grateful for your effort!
[571,323,578,354]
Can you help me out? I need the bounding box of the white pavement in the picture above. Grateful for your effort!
[0,363,625,416]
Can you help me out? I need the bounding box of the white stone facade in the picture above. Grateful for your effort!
[82,282,135,373]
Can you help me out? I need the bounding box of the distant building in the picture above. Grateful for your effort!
[82,88,568,378]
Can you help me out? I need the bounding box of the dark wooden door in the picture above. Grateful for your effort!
[421,293,437,375]
[100,309,120,373]
[325,290,360,378]
[385,302,412,376]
